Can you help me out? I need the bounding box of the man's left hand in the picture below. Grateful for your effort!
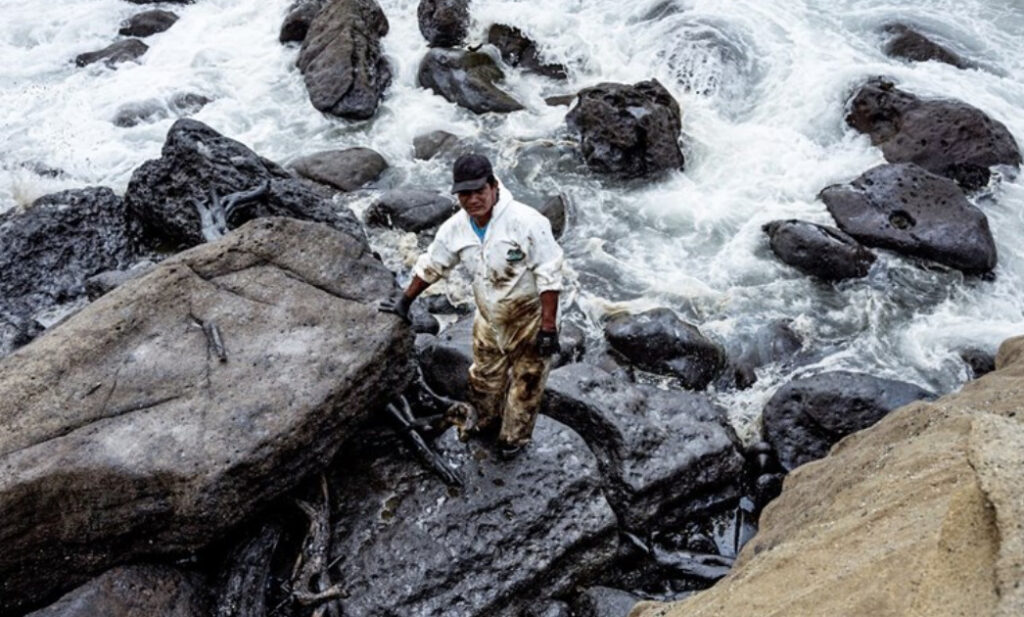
[536,328,559,356]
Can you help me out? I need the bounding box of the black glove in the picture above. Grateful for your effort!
[378,294,413,323]
[536,328,559,356]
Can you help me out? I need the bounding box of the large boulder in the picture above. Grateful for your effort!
[820,163,997,274]
[543,364,744,530]
[118,9,179,37]
[74,39,148,67]
[566,80,684,178]
[124,119,364,250]
[25,566,207,617]
[296,0,391,120]
[846,78,1021,190]
[418,48,525,114]
[417,0,470,47]
[364,189,457,232]
[0,217,413,613]
[763,219,875,281]
[630,334,1024,617]
[290,147,388,192]
[279,0,327,44]
[604,308,725,390]
[882,24,972,69]
[326,417,619,617]
[762,370,934,471]
[487,24,568,79]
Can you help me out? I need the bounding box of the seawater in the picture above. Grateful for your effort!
[3,0,1024,439]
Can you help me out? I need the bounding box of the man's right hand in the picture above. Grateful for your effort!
[378,294,413,323]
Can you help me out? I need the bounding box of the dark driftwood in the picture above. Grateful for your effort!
[291,476,346,616]
[192,180,271,241]
[216,522,283,617]
[386,395,463,487]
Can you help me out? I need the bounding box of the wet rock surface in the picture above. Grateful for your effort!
[290,147,388,192]
[113,92,209,127]
[763,219,876,281]
[75,39,149,68]
[124,119,364,250]
[0,218,412,613]
[416,314,474,400]
[364,189,456,232]
[417,0,470,47]
[882,24,972,69]
[762,370,934,471]
[118,9,179,37]
[413,129,459,160]
[535,193,568,238]
[418,48,525,114]
[846,78,1021,190]
[23,566,207,617]
[604,308,725,390]
[487,24,568,79]
[722,320,804,390]
[820,163,997,274]
[279,0,327,44]
[567,80,685,178]
[574,586,644,617]
[297,0,391,120]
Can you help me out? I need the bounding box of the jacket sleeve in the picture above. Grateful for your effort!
[413,223,460,284]
[527,215,564,292]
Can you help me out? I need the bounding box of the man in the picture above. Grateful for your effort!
[380,153,564,458]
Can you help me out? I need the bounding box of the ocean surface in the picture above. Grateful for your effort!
[3,0,1023,439]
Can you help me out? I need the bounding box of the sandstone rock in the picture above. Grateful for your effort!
[75,39,148,67]
[604,308,725,390]
[417,0,470,47]
[24,566,206,617]
[0,217,412,613]
[567,80,684,178]
[297,0,391,120]
[290,147,388,192]
[631,334,1024,617]
[118,10,179,37]
[364,189,457,232]
[763,219,875,281]
[418,48,524,114]
[413,130,459,160]
[487,24,568,79]
[882,24,972,69]
[762,370,934,471]
[820,163,996,273]
[124,119,364,249]
[279,0,327,44]
[846,78,1021,190]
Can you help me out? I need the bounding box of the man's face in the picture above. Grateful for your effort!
[456,182,497,220]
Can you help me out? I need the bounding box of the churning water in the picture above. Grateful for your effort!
[3,0,1024,439]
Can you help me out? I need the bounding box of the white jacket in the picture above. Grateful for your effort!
[414,183,564,347]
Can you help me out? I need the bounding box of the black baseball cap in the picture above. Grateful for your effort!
[450,153,493,194]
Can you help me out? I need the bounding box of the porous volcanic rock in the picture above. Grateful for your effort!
[820,163,997,274]
[296,0,391,119]
[418,48,524,114]
[364,189,457,232]
[417,0,470,47]
[75,39,149,67]
[846,78,1021,190]
[24,566,207,617]
[290,147,388,192]
[882,24,972,69]
[487,24,568,79]
[763,219,875,281]
[567,80,684,178]
[118,9,179,37]
[0,217,412,613]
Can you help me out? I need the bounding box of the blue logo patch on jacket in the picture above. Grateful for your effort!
[506,247,525,263]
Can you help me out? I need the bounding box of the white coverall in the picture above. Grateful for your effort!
[414,182,564,446]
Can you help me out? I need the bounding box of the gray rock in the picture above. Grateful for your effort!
[959,347,995,379]
[124,119,364,249]
[85,261,157,300]
[326,416,619,617]
[487,24,568,79]
[417,0,470,47]
[279,0,327,44]
[882,24,973,69]
[762,370,934,471]
[604,308,725,390]
[413,130,459,160]
[364,189,456,232]
[545,94,576,107]
[524,601,573,617]
[418,48,524,114]
[846,78,1021,190]
[720,319,804,390]
[290,147,388,192]
[543,363,744,530]
[297,0,391,120]
[0,217,413,613]
[24,565,206,617]
[417,313,474,400]
[820,163,997,274]
[118,10,179,37]
[573,586,643,617]
[75,39,149,67]
[113,92,209,128]
[535,193,567,238]
[552,320,584,367]
[763,219,875,281]
[126,0,192,4]
[567,80,684,178]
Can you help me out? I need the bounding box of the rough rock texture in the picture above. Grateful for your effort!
[75,39,148,67]
[113,93,209,128]
[604,308,725,390]
[85,261,157,301]
[290,147,388,192]
[762,370,935,471]
[0,218,412,614]
[543,364,744,530]
[279,0,327,44]
[296,0,391,120]
[846,78,1021,190]
[364,189,457,232]
[820,163,997,273]
[24,566,207,617]
[417,0,470,47]
[630,334,1024,617]
[326,417,619,617]
[124,119,364,249]
[882,24,972,69]
[418,48,525,114]
[567,80,684,178]
[763,219,875,281]
[413,130,459,160]
[574,586,643,617]
[118,10,179,37]
[487,24,568,79]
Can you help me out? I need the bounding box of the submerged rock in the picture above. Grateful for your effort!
[297,0,391,120]
[882,24,972,69]
[846,78,1021,190]
[763,219,875,281]
[118,9,179,37]
[113,92,209,127]
[0,218,412,613]
[723,319,804,390]
[418,48,524,114]
[417,0,470,47]
[567,80,684,178]
[413,129,459,160]
[364,189,457,232]
[24,566,207,617]
[290,147,388,192]
[75,39,148,68]
[820,163,997,274]
[762,370,934,471]
[487,24,568,79]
